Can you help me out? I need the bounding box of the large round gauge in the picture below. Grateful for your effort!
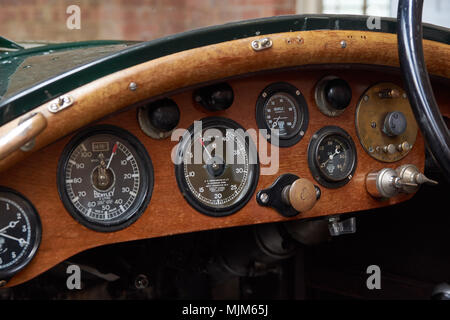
[57,125,154,232]
[307,126,357,188]
[175,117,259,217]
[256,82,309,147]
[0,188,41,284]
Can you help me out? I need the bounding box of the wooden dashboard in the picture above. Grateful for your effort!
[3,63,450,287]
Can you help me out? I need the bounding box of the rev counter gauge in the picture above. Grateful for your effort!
[0,188,41,285]
[175,117,259,217]
[256,82,309,147]
[307,126,357,188]
[57,125,154,232]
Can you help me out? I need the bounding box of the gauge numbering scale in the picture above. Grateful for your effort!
[58,125,154,232]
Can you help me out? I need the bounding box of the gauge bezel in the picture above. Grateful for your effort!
[174,117,259,217]
[0,187,42,282]
[307,126,357,189]
[57,125,154,232]
[256,82,309,147]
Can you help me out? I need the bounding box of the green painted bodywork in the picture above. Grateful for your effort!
[0,14,448,126]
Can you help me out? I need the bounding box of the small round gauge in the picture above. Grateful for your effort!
[0,188,41,284]
[307,126,357,188]
[175,117,259,217]
[256,82,309,147]
[57,125,154,232]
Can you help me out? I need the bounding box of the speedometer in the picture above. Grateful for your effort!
[174,117,259,217]
[57,125,154,232]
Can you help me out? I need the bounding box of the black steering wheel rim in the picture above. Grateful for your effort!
[397,0,450,182]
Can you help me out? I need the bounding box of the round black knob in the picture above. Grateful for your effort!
[194,82,234,111]
[324,78,352,110]
[148,98,180,132]
[383,111,407,137]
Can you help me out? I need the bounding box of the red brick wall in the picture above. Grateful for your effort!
[0,0,296,42]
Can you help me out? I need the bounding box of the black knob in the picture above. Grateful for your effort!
[148,98,180,132]
[383,111,407,137]
[194,82,234,111]
[324,78,352,110]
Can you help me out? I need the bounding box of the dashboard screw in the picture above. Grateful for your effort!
[260,193,269,204]
[340,40,347,48]
[129,82,138,91]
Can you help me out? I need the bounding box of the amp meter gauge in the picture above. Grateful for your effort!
[307,126,357,188]
[0,188,41,285]
[57,125,154,232]
[256,82,309,147]
[174,117,259,217]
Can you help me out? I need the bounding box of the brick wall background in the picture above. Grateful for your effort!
[0,0,297,42]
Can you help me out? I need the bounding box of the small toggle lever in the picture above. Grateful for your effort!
[328,216,356,236]
[366,164,438,198]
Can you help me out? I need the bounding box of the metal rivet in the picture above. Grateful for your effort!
[363,95,369,102]
[295,90,301,96]
[134,274,149,289]
[299,130,304,136]
[340,40,347,48]
[370,121,376,128]
[129,82,138,91]
[260,193,269,204]
[262,92,267,98]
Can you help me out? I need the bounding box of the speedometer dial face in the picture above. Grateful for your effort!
[307,126,357,189]
[256,82,309,147]
[175,117,259,217]
[58,125,153,232]
[0,188,41,283]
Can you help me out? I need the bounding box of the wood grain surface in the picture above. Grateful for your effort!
[0,30,448,172]
[1,65,440,287]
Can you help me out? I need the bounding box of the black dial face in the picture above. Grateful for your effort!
[256,82,309,147]
[58,125,153,232]
[316,135,353,181]
[0,188,41,281]
[175,117,259,217]
[263,93,299,139]
[308,126,357,188]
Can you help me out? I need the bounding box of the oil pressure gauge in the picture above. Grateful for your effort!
[256,82,309,147]
[58,125,154,232]
[308,126,357,188]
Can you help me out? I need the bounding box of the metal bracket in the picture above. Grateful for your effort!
[328,216,356,236]
[251,38,272,51]
[48,95,74,113]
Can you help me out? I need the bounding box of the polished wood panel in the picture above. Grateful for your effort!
[0,30,448,172]
[1,66,432,287]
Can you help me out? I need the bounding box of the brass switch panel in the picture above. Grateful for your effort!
[355,82,418,162]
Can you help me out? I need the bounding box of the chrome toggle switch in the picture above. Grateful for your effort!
[365,164,438,198]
